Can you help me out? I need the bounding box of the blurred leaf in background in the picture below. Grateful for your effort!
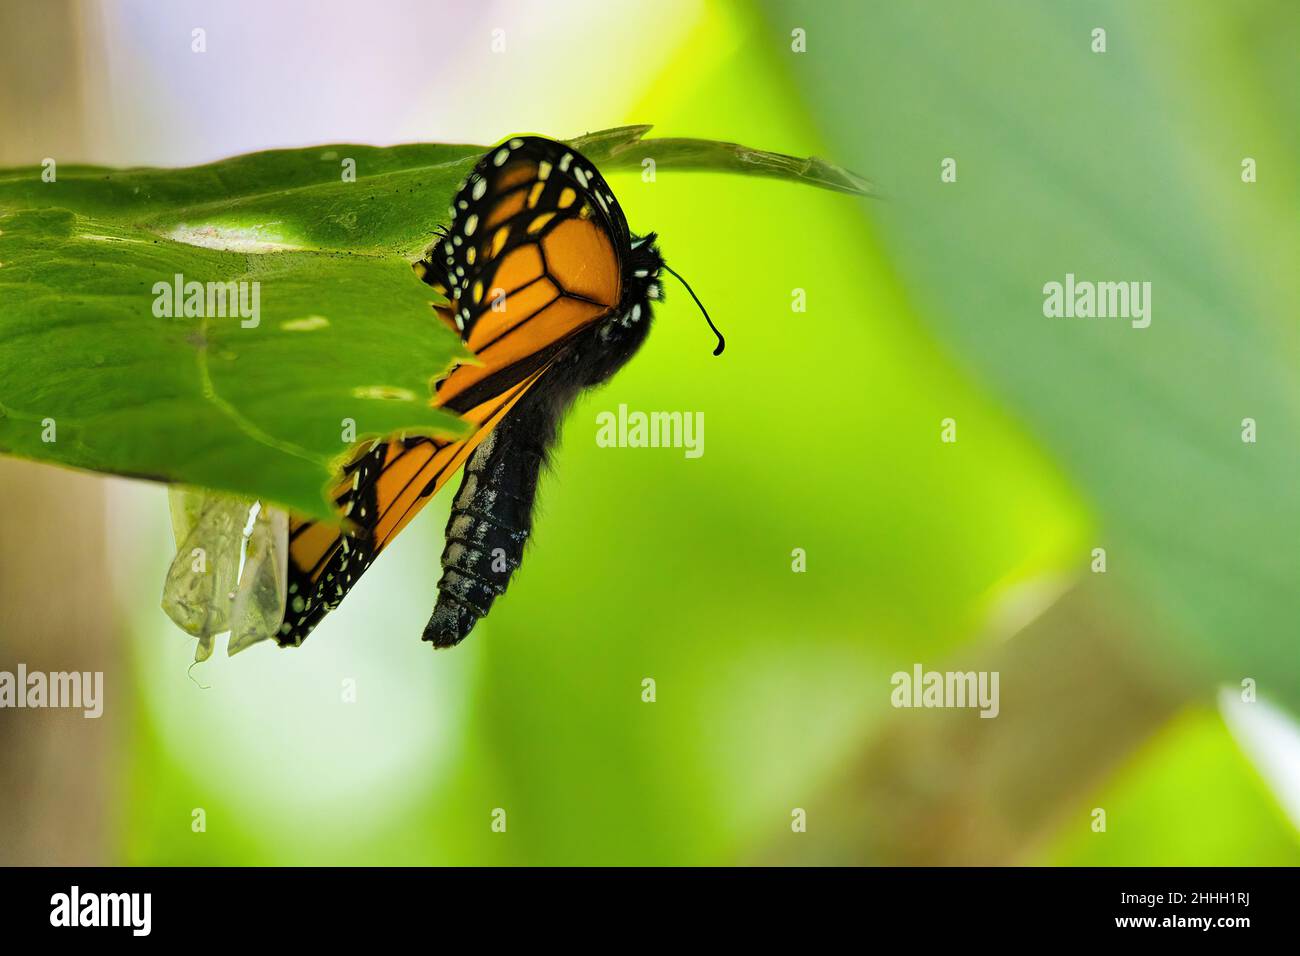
[764,0,1300,709]
[753,0,1300,863]
[1046,706,1300,866]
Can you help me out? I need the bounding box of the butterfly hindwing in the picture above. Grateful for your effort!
[280,363,551,645]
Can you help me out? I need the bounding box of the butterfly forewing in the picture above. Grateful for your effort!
[429,137,629,408]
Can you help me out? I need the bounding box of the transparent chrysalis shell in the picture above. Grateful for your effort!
[161,487,289,662]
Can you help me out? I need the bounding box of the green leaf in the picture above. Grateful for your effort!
[0,126,868,519]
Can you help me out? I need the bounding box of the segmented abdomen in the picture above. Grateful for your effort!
[423,397,551,647]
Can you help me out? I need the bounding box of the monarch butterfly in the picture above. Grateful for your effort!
[278,135,723,649]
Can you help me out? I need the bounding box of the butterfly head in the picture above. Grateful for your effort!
[604,231,663,333]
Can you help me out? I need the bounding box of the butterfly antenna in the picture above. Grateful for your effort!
[662,263,724,356]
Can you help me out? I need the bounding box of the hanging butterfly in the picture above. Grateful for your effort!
[277,135,723,649]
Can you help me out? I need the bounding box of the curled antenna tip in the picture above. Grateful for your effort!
[662,263,724,356]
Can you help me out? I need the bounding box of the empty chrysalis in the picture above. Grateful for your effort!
[161,487,289,662]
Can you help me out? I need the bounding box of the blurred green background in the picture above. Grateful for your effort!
[0,0,1296,865]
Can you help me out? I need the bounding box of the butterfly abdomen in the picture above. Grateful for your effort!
[423,386,563,647]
